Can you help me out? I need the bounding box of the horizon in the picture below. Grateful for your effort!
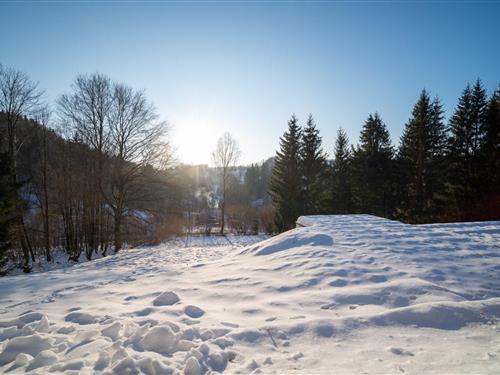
[1,1,499,165]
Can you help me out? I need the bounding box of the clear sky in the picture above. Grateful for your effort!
[1,1,499,165]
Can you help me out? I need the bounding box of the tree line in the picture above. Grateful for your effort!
[270,80,500,231]
[1,62,498,272]
[0,63,276,273]
[0,65,175,273]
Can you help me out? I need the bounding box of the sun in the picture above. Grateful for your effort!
[173,112,220,165]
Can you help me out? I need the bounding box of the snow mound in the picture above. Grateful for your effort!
[370,298,500,330]
[242,228,333,256]
[0,334,54,365]
[139,325,177,353]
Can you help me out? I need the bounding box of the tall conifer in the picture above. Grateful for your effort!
[351,113,394,217]
[448,80,489,218]
[331,128,352,213]
[482,85,500,210]
[269,115,303,231]
[397,90,447,223]
[300,114,328,214]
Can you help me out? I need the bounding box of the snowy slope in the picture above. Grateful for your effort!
[1,216,500,374]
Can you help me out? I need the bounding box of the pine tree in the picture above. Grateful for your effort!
[448,80,489,219]
[397,90,447,223]
[300,114,328,214]
[351,113,394,217]
[331,128,352,213]
[269,115,303,231]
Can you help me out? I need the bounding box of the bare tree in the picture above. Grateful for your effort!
[0,64,43,270]
[212,132,241,234]
[106,83,169,252]
[58,73,112,153]
[33,107,52,262]
[57,73,113,258]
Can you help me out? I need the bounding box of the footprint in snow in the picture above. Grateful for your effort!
[132,307,155,317]
[388,347,414,356]
[369,275,388,283]
[221,322,239,328]
[64,312,97,325]
[152,291,180,306]
[184,305,205,318]
[329,279,347,287]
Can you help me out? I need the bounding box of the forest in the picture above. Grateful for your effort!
[0,63,499,273]
[271,82,500,231]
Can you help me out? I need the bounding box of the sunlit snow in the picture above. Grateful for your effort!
[1,215,499,374]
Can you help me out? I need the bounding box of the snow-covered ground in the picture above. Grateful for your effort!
[4,235,268,276]
[1,215,500,374]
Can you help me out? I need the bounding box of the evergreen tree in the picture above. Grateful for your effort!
[351,113,394,217]
[269,115,303,231]
[331,128,352,213]
[470,79,489,153]
[397,90,447,223]
[482,85,500,207]
[300,114,328,214]
[0,151,17,272]
[448,80,489,218]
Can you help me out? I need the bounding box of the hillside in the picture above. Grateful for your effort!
[0,215,499,374]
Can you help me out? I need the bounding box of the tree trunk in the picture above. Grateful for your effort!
[220,200,225,234]
[42,126,51,262]
[114,211,122,253]
[220,170,226,234]
[8,121,33,269]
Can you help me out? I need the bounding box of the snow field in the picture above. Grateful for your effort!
[0,216,499,374]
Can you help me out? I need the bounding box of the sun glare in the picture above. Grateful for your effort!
[173,112,219,165]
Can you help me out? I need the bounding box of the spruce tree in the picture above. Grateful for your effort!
[331,128,352,213]
[351,113,394,217]
[448,80,489,219]
[397,90,447,223]
[482,85,500,208]
[269,115,303,231]
[470,79,489,153]
[300,114,328,214]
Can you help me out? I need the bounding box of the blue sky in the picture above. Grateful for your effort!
[1,1,499,164]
